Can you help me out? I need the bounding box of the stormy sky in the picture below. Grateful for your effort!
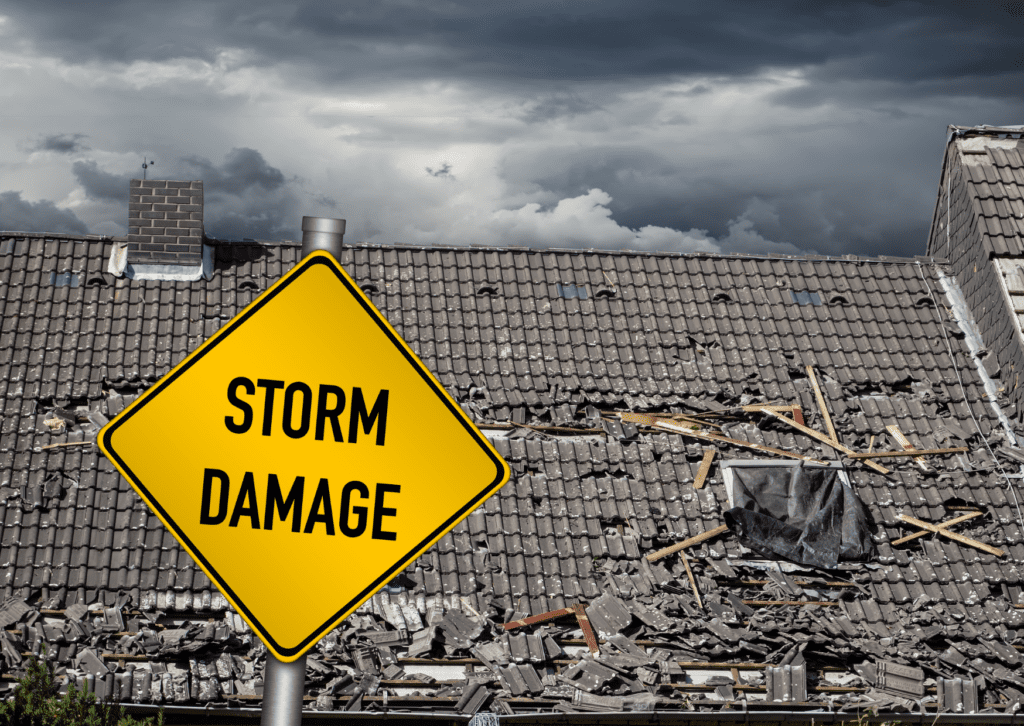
[0,1,1021,257]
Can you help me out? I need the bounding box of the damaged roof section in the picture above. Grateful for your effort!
[3,231,1024,715]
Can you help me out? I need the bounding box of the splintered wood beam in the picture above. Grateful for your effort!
[620,413,827,465]
[693,448,716,489]
[848,447,969,459]
[504,603,600,654]
[890,511,982,546]
[679,549,704,610]
[572,603,600,654]
[806,365,838,444]
[504,606,577,630]
[646,524,729,562]
[760,409,890,475]
[898,514,1005,557]
[887,425,927,470]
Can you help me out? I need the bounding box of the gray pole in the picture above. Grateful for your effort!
[261,655,307,726]
[260,215,347,726]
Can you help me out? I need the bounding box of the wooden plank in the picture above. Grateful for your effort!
[760,410,890,474]
[679,549,703,610]
[848,447,969,459]
[646,524,729,562]
[573,603,600,654]
[887,424,927,469]
[693,448,716,489]
[620,413,827,465]
[868,435,875,454]
[503,606,576,630]
[806,365,838,444]
[898,514,1005,557]
[890,511,981,546]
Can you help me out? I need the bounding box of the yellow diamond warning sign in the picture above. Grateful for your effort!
[98,251,509,662]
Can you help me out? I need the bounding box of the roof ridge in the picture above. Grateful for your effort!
[3,230,939,265]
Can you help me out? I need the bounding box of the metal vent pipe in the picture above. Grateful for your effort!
[301,216,346,258]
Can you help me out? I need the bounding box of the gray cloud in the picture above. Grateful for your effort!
[181,148,286,196]
[172,149,298,239]
[72,160,132,202]
[6,1,1023,91]
[32,133,89,154]
[0,191,89,234]
[1,1,1021,255]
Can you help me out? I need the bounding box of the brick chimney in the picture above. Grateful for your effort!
[127,179,204,264]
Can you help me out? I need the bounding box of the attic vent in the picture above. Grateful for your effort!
[915,296,935,308]
[789,290,822,306]
[476,284,499,296]
[239,280,260,292]
[712,292,732,303]
[556,282,588,300]
[829,294,849,305]
[594,287,616,299]
[360,283,379,294]
[48,271,79,288]
[85,275,109,288]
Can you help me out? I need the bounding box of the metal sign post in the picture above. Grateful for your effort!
[260,216,346,725]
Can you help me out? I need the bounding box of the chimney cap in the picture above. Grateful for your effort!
[301,216,346,258]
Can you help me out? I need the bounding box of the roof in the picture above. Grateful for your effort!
[3,230,1024,718]
[927,125,1024,428]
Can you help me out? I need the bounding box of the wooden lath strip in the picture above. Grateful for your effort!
[646,524,729,562]
[898,514,1004,557]
[693,448,716,489]
[503,606,576,630]
[505,603,600,654]
[848,447,969,459]
[621,413,827,465]
[891,511,982,546]
[572,603,600,654]
[679,549,703,610]
[759,409,890,474]
[806,365,838,444]
[887,424,927,469]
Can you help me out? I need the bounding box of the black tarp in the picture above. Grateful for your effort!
[723,465,874,569]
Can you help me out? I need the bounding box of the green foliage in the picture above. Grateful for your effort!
[0,656,162,726]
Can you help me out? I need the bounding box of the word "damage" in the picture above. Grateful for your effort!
[200,468,400,541]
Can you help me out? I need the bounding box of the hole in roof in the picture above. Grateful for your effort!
[829,294,849,305]
[915,296,935,307]
[594,287,616,299]
[239,280,260,292]
[789,290,821,306]
[476,284,499,296]
[556,282,588,300]
[712,292,732,303]
[360,283,380,294]
[48,272,79,288]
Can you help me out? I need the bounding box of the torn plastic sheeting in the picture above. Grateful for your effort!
[723,463,875,569]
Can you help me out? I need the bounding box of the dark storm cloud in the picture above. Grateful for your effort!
[32,133,89,154]
[174,149,298,240]
[181,148,286,196]
[72,160,132,202]
[6,1,1023,90]
[0,191,89,234]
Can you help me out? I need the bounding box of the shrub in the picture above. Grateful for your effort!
[0,656,162,726]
